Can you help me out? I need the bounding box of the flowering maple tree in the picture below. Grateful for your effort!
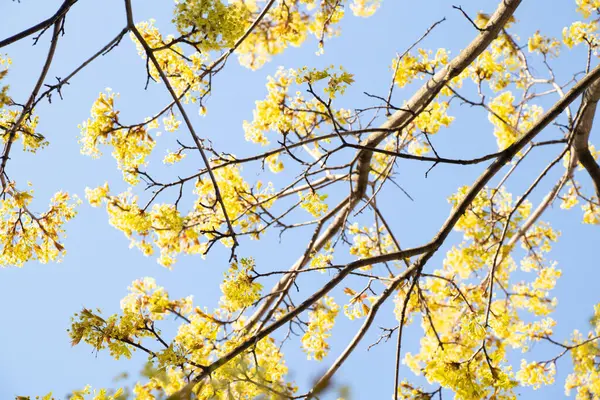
[3,0,600,399]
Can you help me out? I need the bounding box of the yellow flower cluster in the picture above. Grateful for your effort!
[70,275,296,398]
[393,285,419,325]
[308,0,345,53]
[563,21,599,48]
[299,191,328,217]
[244,69,295,146]
[193,162,275,239]
[369,100,454,171]
[405,344,517,400]
[392,48,449,88]
[528,31,561,57]
[488,91,519,150]
[85,182,109,208]
[131,366,187,398]
[162,112,181,133]
[244,66,352,166]
[79,90,157,185]
[163,150,186,164]
[17,394,55,400]
[413,101,454,134]
[174,312,220,368]
[236,0,371,68]
[296,65,355,99]
[309,241,334,271]
[173,0,250,52]
[132,0,378,73]
[0,187,78,267]
[120,277,193,320]
[343,287,375,320]
[132,21,210,100]
[479,14,521,69]
[236,3,308,69]
[582,203,600,224]
[86,159,275,267]
[302,296,339,360]
[516,360,556,389]
[564,308,600,398]
[139,312,294,398]
[447,17,526,91]
[348,223,396,270]
[265,153,284,173]
[0,108,47,152]
[576,0,600,18]
[69,386,123,400]
[69,306,152,360]
[220,258,263,312]
[350,0,380,17]
[400,186,562,398]
[212,336,294,399]
[70,280,194,362]
[488,91,543,150]
[88,188,180,267]
[0,55,11,108]
[561,183,580,210]
[395,381,434,400]
[468,51,510,91]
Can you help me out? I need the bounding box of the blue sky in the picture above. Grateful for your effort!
[0,0,598,399]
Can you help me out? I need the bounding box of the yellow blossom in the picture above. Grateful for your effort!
[302,296,339,360]
[85,183,110,207]
[576,0,600,18]
[528,31,561,56]
[350,0,380,17]
[220,258,262,312]
[563,21,599,48]
[299,191,328,217]
[163,151,186,164]
[582,202,600,224]
[517,360,555,389]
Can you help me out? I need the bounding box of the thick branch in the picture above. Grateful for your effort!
[572,79,600,198]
